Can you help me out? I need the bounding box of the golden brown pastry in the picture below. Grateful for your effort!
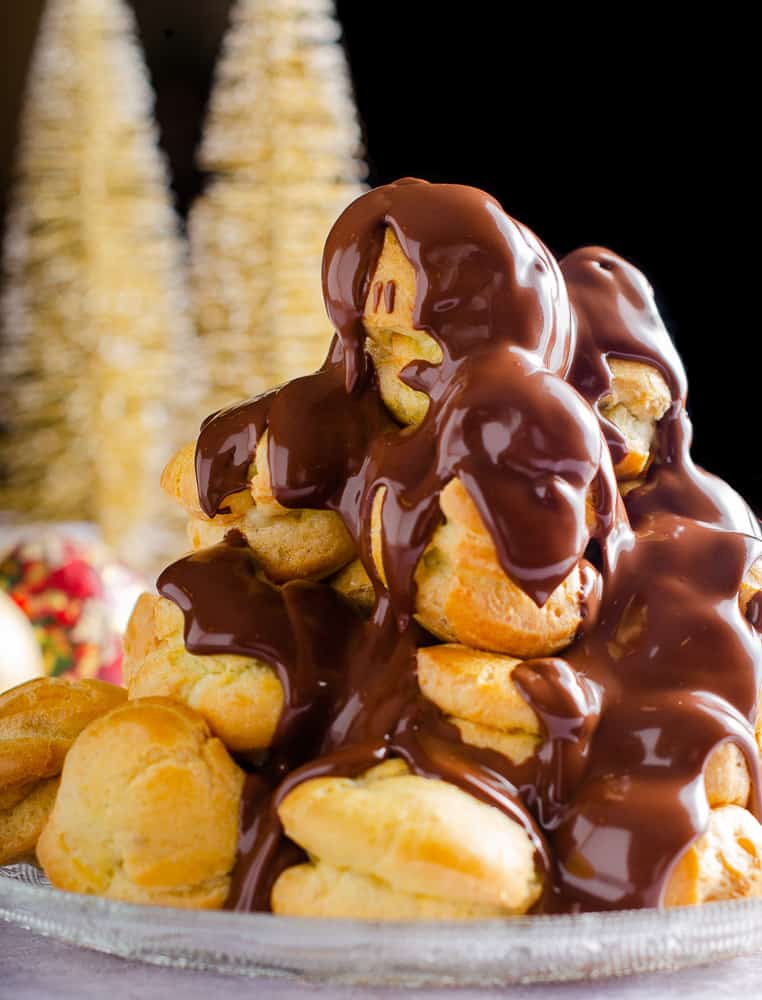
[272,862,513,920]
[350,473,599,658]
[0,677,126,865]
[124,593,283,753]
[600,359,671,481]
[704,742,750,808]
[371,479,593,658]
[0,780,59,866]
[272,758,541,919]
[417,644,541,766]
[663,804,762,906]
[164,436,354,584]
[37,698,244,908]
[362,227,442,426]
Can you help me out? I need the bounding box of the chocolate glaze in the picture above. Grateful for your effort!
[562,245,760,538]
[624,409,762,536]
[322,178,575,391]
[197,180,616,613]
[196,391,275,517]
[160,179,762,915]
[562,246,687,405]
[230,664,553,914]
[157,535,359,752]
[553,513,762,909]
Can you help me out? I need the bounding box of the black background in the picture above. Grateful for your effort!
[2,4,757,508]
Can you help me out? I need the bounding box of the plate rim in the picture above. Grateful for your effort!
[3,865,762,986]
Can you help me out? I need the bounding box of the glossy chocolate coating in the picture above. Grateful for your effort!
[160,179,762,914]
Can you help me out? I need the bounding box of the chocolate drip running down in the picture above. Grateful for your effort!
[159,178,762,914]
[562,246,760,538]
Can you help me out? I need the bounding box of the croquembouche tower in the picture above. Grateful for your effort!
[28,180,762,916]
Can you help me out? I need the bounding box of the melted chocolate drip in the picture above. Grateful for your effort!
[554,513,762,909]
[157,537,359,751]
[196,391,274,517]
[197,180,616,613]
[323,178,575,391]
[562,246,687,406]
[384,280,396,313]
[624,409,762,536]
[562,245,760,538]
[158,179,762,916]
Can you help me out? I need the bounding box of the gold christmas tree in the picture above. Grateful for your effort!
[190,0,366,408]
[0,0,200,568]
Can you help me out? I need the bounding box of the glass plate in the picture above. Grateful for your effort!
[2,864,762,987]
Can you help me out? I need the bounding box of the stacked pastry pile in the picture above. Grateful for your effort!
[3,179,762,918]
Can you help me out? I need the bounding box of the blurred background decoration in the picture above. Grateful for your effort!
[0,0,198,570]
[190,0,366,409]
[0,528,145,693]
[0,0,366,586]
[0,588,44,695]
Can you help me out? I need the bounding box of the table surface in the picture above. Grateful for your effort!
[3,922,762,1000]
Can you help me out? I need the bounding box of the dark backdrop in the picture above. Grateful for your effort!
[2,3,757,508]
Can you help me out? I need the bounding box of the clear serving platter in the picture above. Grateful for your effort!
[2,865,762,987]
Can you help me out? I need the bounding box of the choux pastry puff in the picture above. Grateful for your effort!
[37,698,244,908]
[271,759,542,919]
[0,677,125,865]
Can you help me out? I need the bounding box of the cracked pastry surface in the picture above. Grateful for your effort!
[347,471,601,656]
[272,759,542,919]
[0,779,59,866]
[0,677,126,865]
[37,698,244,908]
[124,593,284,752]
[272,862,513,920]
[704,742,751,808]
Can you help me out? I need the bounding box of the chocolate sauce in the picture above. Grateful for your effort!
[624,409,762,537]
[562,245,760,538]
[157,537,360,751]
[562,246,687,406]
[554,513,762,909]
[196,391,275,517]
[197,180,617,613]
[322,178,575,391]
[383,280,396,313]
[160,179,762,916]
